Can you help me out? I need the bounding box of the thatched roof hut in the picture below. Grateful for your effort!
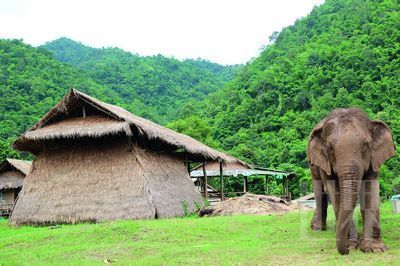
[0,159,31,216]
[10,89,244,225]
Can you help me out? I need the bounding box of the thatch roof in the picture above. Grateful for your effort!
[0,159,31,190]
[10,138,204,225]
[22,116,132,141]
[13,89,243,164]
[0,159,31,176]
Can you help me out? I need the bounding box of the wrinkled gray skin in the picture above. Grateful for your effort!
[307,108,395,255]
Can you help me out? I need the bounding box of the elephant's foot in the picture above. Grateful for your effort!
[347,239,358,250]
[359,239,387,253]
[310,216,326,231]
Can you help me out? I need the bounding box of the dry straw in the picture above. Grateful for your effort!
[14,89,245,165]
[9,89,243,225]
[0,159,31,190]
[10,139,204,225]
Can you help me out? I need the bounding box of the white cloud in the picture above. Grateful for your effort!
[0,0,324,64]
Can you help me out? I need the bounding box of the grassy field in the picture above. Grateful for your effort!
[0,202,399,265]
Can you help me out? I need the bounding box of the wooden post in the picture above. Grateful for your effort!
[219,160,224,201]
[265,175,269,195]
[127,136,133,151]
[187,161,191,174]
[282,177,286,196]
[243,176,248,193]
[285,177,289,196]
[82,105,86,118]
[202,162,208,199]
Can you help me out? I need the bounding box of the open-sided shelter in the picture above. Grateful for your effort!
[0,159,31,216]
[10,89,243,225]
[191,161,294,200]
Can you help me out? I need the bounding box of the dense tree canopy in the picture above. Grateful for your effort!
[42,38,240,124]
[0,38,235,158]
[171,0,400,197]
[0,39,119,161]
[1,0,400,198]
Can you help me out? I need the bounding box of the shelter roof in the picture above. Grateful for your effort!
[0,159,31,190]
[190,162,293,179]
[0,159,31,175]
[13,89,244,164]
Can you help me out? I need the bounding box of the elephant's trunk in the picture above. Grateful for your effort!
[336,170,361,255]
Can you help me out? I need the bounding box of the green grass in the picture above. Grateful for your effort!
[0,202,399,265]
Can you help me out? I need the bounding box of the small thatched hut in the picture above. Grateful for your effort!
[0,159,31,216]
[10,89,242,225]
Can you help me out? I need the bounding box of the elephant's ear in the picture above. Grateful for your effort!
[371,120,396,172]
[308,121,331,175]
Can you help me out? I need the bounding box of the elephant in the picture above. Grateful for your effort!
[307,108,395,255]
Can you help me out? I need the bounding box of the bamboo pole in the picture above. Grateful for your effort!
[187,161,191,174]
[282,177,286,196]
[285,177,289,196]
[243,176,248,193]
[127,136,133,151]
[202,162,208,199]
[219,160,224,201]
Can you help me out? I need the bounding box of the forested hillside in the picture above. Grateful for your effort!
[0,39,124,160]
[42,38,240,124]
[1,0,400,198]
[0,38,237,161]
[169,0,400,196]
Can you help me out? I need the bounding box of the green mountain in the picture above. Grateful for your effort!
[0,38,239,160]
[2,0,400,197]
[169,0,400,196]
[41,38,240,124]
[0,39,126,159]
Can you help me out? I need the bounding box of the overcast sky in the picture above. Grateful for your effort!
[1,0,324,65]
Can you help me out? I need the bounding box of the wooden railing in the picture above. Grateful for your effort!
[0,203,13,217]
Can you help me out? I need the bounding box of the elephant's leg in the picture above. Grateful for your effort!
[326,177,358,249]
[347,218,359,250]
[325,175,358,249]
[310,165,327,231]
[359,171,387,253]
[325,175,340,220]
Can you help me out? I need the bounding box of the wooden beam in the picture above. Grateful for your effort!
[282,177,286,196]
[77,94,121,121]
[265,175,269,195]
[285,177,289,197]
[187,161,191,174]
[243,176,248,193]
[127,136,133,151]
[219,161,224,201]
[202,162,208,199]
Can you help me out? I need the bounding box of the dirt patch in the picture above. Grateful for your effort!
[199,193,301,217]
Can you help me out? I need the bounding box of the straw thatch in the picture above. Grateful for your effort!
[0,159,31,176]
[23,115,132,140]
[0,159,31,190]
[10,137,204,225]
[10,89,248,225]
[13,89,243,165]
